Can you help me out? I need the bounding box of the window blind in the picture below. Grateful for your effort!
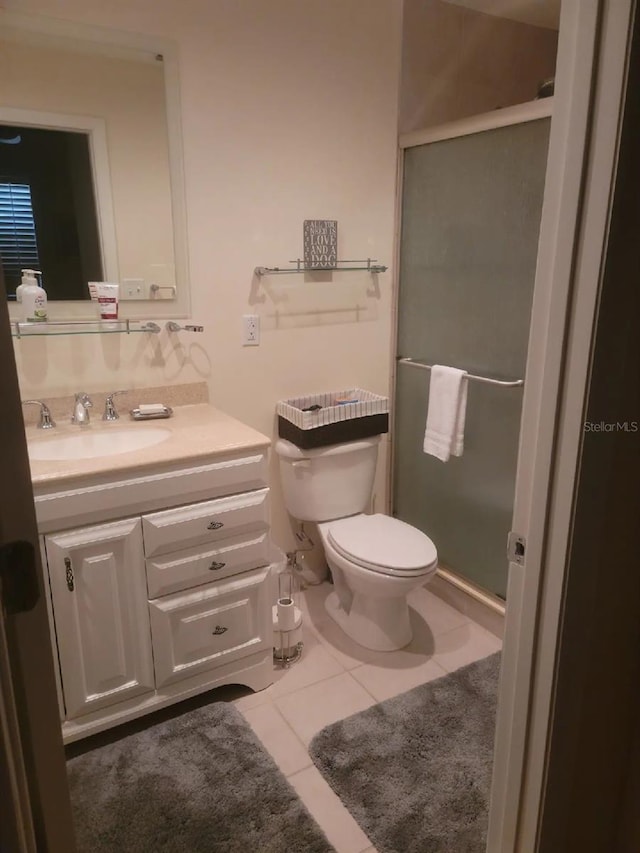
[0,181,40,292]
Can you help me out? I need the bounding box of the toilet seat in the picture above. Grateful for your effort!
[325,514,437,578]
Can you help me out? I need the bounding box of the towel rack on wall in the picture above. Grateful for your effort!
[255,258,387,276]
[397,357,524,388]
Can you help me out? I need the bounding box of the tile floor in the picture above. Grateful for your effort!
[230,580,503,853]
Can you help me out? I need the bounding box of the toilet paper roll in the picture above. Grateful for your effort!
[277,597,297,632]
[272,604,302,630]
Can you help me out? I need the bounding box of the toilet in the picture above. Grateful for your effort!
[275,435,438,651]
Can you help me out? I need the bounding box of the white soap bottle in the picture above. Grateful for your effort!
[16,268,38,304]
[20,270,47,322]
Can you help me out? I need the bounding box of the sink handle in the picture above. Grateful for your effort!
[103,391,126,422]
[22,400,56,430]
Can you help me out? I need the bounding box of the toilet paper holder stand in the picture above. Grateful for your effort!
[273,552,303,667]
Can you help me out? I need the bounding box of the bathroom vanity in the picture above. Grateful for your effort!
[27,404,275,743]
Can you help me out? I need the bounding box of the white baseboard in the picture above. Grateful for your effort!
[429,566,506,639]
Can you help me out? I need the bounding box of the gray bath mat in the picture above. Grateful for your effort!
[67,701,334,853]
[309,652,500,853]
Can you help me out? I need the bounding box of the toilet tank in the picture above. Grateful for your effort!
[275,436,380,522]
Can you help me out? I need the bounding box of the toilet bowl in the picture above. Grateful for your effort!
[275,436,439,651]
[318,513,437,651]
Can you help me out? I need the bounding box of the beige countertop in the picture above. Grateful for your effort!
[27,403,271,489]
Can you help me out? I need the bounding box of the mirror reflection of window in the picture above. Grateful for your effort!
[0,125,102,300]
[0,179,41,296]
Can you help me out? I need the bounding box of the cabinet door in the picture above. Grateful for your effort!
[46,518,154,719]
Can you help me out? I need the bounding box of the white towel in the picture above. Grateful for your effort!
[423,365,468,462]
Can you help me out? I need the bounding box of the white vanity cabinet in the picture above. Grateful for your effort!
[31,419,277,744]
[45,518,155,719]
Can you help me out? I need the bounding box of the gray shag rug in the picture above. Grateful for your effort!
[67,702,334,853]
[309,652,501,853]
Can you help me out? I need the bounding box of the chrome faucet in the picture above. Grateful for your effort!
[103,391,125,421]
[22,400,56,429]
[72,392,93,426]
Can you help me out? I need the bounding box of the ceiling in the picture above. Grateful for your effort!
[443,0,561,30]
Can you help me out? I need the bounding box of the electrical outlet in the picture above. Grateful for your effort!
[120,278,146,300]
[242,314,260,346]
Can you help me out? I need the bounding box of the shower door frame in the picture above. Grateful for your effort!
[394,95,553,606]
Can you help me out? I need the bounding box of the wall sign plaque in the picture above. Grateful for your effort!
[303,220,337,269]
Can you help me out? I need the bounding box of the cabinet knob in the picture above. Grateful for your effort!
[212,625,228,636]
[64,557,75,592]
[208,561,226,571]
[207,521,224,530]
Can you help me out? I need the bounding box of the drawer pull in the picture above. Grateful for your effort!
[209,561,226,571]
[64,557,74,592]
[207,521,224,531]
[212,625,228,636]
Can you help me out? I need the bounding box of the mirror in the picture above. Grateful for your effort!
[0,13,189,317]
[1,123,105,300]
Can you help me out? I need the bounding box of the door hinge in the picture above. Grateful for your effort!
[507,531,526,566]
[0,540,40,614]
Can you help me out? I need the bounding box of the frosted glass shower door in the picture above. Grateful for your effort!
[394,117,550,599]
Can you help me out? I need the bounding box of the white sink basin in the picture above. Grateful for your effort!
[28,427,171,461]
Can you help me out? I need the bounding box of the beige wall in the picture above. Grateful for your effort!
[0,39,175,288]
[7,0,402,550]
[400,0,558,132]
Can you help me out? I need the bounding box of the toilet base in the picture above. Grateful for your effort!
[325,589,412,651]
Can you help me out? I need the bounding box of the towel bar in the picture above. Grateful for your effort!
[397,357,524,388]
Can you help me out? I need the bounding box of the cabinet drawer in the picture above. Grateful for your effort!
[142,488,269,557]
[149,566,272,688]
[146,529,270,598]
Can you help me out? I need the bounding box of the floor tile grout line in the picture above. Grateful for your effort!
[287,764,377,853]
[349,657,451,704]
[273,669,378,721]
[288,624,485,701]
[269,700,316,775]
[346,665,388,705]
[239,696,311,758]
[271,660,371,703]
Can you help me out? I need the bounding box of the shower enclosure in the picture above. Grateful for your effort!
[393,102,552,600]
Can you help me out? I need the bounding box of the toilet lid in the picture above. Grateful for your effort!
[327,514,437,574]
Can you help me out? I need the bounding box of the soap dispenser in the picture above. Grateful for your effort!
[15,268,37,304]
[20,269,47,322]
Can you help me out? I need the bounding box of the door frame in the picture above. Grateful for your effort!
[488,0,635,849]
[0,276,76,847]
[0,604,37,853]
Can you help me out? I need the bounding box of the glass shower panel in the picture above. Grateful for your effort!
[394,117,550,599]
